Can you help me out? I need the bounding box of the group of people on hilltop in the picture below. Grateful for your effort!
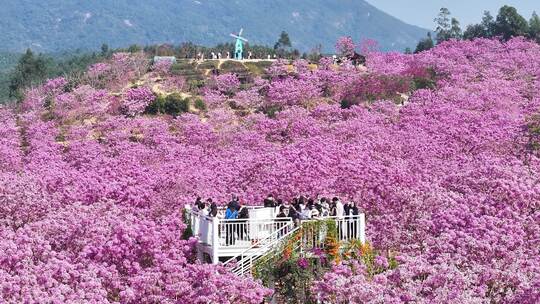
[263,194,361,224]
[194,197,218,217]
[195,196,250,245]
[195,51,263,61]
[194,194,361,223]
[194,196,249,219]
[193,194,361,245]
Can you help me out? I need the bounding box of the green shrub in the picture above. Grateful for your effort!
[220,60,244,70]
[193,98,206,111]
[262,105,282,118]
[164,93,189,115]
[244,61,272,75]
[412,77,436,90]
[145,95,165,115]
[340,98,360,109]
[188,79,205,92]
[527,114,540,152]
[145,93,189,117]
[197,60,219,69]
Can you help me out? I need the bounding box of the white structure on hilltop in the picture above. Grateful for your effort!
[153,56,177,64]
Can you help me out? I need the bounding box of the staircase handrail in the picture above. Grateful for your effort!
[223,219,294,266]
[230,223,301,276]
[229,215,366,276]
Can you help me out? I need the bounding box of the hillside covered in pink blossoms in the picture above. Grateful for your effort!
[1,38,540,303]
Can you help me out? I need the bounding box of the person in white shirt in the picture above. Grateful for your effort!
[334,197,344,218]
[310,206,319,218]
[299,203,309,220]
[201,202,209,217]
[333,197,346,239]
[301,206,311,220]
[274,199,284,217]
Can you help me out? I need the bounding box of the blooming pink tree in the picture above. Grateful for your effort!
[152,60,173,76]
[266,59,290,79]
[336,36,356,57]
[213,73,240,96]
[359,38,379,56]
[121,87,156,116]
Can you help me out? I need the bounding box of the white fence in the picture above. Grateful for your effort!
[219,218,293,247]
[301,215,366,248]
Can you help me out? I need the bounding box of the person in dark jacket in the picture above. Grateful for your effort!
[276,205,289,237]
[237,205,249,241]
[263,194,275,207]
[195,197,203,211]
[350,202,359,238]
[344,201,351,218]
[289,203,300,227]
[209,202,218,217]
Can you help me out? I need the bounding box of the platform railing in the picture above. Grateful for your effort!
[218,218,293,247]
[299,215,366,251]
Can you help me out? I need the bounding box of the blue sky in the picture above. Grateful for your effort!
[366,1,538,29]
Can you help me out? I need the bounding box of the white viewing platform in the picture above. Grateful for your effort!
[186,205,366,276]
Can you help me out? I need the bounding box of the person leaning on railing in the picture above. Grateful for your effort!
[237,205,249,241]
[209,202,218,217]
[276,205,289,237]
[348,201,359,237]
[224,202,239,245]
[288,203,301,226]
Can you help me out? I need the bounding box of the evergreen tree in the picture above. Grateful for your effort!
[8,49,47,100]
[494,5,529,41]
[463,11,497,41]
[450,18,463,40]
[481,11,496,37]
[434,8,461,43]
[434,8,451,43]
[463,24,487,40]
[278,31,292,48]
[529,11,540,43]
[274,31,292,51]
[101,44,110,58]
[274,31,292,58]
[415,32,435,53]
[127,44,142,53]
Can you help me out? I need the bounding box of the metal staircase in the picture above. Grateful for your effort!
[222,214,366,276]
[223,221,299,276]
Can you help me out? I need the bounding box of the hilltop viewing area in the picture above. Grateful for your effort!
[185,198,366,276]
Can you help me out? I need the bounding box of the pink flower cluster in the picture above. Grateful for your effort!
[42,77,68,96]
[336,36,356,56]
[121,87,156,116]
[213,73,241,95]
[152,60,173,76]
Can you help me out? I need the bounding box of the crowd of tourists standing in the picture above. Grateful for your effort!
[192,194,362,246]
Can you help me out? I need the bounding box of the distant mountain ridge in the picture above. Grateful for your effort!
[0,0,429,52]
